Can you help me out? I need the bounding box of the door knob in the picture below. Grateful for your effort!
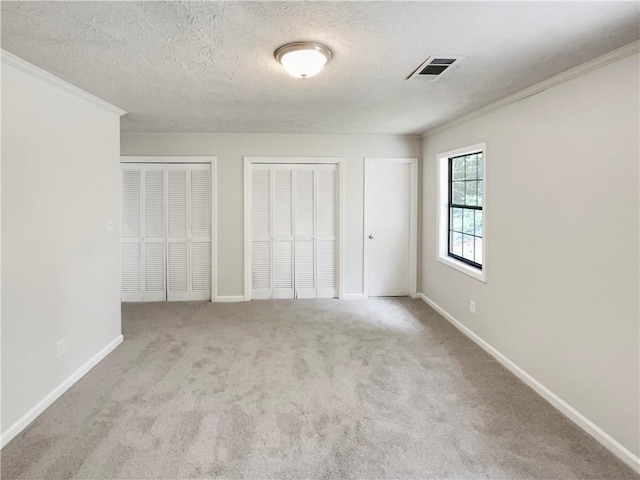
[369,234,374,239]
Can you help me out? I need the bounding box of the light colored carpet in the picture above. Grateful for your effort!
[1,298,637,479]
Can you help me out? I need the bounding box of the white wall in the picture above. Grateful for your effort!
[1,56,123,442]
[121,133,422,297]
[422,53,639,460]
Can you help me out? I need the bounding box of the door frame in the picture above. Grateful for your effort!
[363,157,418,298]
[120,156,218,302]
[243,156,344,301]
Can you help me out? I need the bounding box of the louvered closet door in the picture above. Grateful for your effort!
[121,165,143,301]
[166,164,212,301]
[166,165,190,301]
[142,166,167,301]
[272,165,295,298]
[249,162,338,300]
[316,165,338,298]
[251,165,272,299]
[189,165,212,300]
[294,165,317,298]
[121,164,166,301]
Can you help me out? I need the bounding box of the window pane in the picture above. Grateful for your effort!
[452,181,465,204]
[465,181,477,206]
[451,231,463,256]
[462,234,475,262]
[452,158,465,180]
[446,150,484,269]
[465,155,478,180]
[474,237,483,265]
[474,210,483,237]
[462,209,475,234]
[451,208,462,232]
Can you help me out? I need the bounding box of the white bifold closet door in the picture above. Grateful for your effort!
[315,165,338,298]
[166,164,211,301]
[251,163,337,299]
[121,164,166,302]
[121,163,211,302]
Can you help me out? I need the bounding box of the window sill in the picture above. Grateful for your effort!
[437,254,486,283]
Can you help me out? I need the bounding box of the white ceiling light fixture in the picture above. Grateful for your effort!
[274,42,333,79]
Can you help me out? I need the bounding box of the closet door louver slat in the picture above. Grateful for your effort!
[122,169,141,239]
[251,166,272,299]
[294,166,317,298]
[142,167,166,301]
[122,243,142,299]
[168,242,188,295]
[121,166,143,301]
[272,166,294,298]
[316,165,337,298]
[166,166,189,301]
[189,165,212,300]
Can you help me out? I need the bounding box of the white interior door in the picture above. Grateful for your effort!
[365,160,411,296]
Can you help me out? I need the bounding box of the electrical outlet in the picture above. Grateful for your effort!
[469,300,476,314]
[56,338,66,358]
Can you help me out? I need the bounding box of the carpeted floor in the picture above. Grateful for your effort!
[1,298,637,479]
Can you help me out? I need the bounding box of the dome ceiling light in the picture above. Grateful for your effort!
[274,42,333,79]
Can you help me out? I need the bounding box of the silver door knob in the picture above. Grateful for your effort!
[369,234,374,239]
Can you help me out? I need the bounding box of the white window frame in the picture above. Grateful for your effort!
[437,143,487,283]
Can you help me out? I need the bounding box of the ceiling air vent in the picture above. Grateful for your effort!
[408,56,463,80]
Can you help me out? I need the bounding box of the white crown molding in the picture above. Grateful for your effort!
[1,49,127,117]
[423,40,640,139]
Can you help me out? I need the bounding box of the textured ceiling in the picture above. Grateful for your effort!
[2,1,638,134]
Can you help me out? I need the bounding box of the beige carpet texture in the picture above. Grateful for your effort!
[1,298,637,479]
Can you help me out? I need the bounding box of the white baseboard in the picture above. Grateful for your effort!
[342,293,366,300]
[0,334,124,449]
[416,293,640,474]
[213,295,246,303]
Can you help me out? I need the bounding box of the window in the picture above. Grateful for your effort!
[437,144,486,282]
[448,151,483,268]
